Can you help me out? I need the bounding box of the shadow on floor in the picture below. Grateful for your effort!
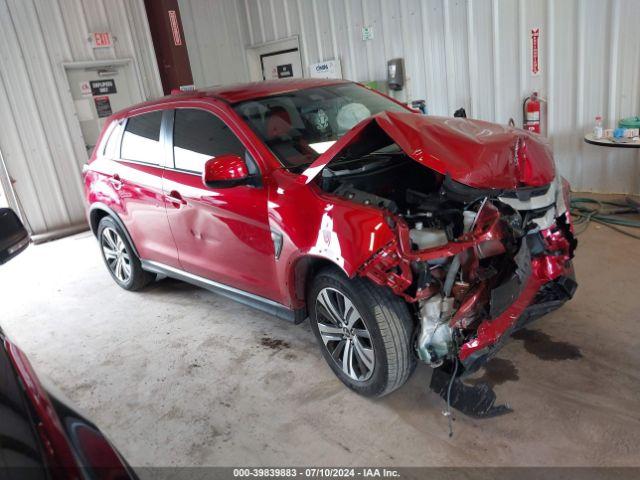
[512,328,583,361]
[466,357,520,388]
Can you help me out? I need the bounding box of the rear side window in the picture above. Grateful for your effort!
[173,108,246,173]
[100,120,123,158]
[121,111,163,165]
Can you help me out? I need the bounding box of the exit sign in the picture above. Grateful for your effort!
[91,32,113,48]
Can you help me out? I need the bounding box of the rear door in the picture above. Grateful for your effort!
[113,109,179,266]
[162,106,278,300]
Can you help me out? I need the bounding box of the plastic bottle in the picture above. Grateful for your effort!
[410,222,448,249]
[594,116,603,139]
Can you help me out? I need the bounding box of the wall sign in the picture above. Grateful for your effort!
[168,10,183,46]
[362,25,374,41]
[531,28,541,76]
[277,64,293,78]
[90,79,117,95]
[74,99,94,121]
[91,32,113,48]
[309,59,343,79]
[79,81,92,97]
[94,96,112,118]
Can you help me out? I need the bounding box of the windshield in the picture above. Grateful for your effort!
[232,83,406,170]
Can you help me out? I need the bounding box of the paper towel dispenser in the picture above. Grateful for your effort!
[387,58,405,91]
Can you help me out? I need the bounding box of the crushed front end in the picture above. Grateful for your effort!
[306,112,578,416]
[357,175,577,413]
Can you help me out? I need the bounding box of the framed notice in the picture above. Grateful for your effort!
[94,96,113,118]
[90,79,117,95]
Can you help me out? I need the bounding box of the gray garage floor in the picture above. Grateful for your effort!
[1,215,639,467]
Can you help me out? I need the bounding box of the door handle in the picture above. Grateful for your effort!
[167,190,187,208]
[109,174,123,190]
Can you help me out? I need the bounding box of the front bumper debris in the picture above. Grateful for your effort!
[429,367,513,418]
[458,223,576,374]
[428,221,576,418]
[428,265,577,419]
[358,196,577,419]
[359,202,577,367]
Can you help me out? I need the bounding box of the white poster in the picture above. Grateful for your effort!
[74,99,94,121]
[308,60,343,79]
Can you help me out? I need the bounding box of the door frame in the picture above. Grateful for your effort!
[62,59,146,157]
[62,59,145,107]
[245,36,303,82]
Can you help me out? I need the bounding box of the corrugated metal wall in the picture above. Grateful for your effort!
[1,0,639,236]
[181,0,640,194]
[179,0,249,87]
[0,0,162,235]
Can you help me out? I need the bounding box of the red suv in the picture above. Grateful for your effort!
[84,79,576,402]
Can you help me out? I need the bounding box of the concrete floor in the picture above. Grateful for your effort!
[1,218,639,467]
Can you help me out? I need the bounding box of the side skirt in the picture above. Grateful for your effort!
[140,260,303,323]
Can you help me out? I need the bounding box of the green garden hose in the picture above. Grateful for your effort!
[570,197,640,239]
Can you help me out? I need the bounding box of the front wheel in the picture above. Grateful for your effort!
[308,268,416,397]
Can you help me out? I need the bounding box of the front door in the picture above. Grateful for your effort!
[162,107,278,301]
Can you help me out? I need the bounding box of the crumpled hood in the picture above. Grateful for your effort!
[301,111,555,190]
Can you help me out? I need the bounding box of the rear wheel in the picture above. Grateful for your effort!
[309,268,416,397]
[97,216,153,291]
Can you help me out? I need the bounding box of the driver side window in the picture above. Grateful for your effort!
[172,108,246,173]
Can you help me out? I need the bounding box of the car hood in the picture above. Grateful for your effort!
[301,111,555,190]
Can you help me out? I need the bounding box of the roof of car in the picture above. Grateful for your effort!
[197,78,352,103]
[115,78,353,118]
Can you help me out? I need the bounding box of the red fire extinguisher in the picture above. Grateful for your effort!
[523,92,541,134]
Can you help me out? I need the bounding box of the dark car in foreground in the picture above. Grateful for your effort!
[0,208,136,479]
[84,79,577,411]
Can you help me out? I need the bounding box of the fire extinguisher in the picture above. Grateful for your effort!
[523,92,541,134]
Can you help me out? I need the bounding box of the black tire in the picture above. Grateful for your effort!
[308,267,416,397]
[97,216,154,291]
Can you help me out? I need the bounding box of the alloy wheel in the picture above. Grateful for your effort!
[101,227,131,284]
[315,287,375,381]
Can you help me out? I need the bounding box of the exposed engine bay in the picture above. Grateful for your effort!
[319,148,577,416]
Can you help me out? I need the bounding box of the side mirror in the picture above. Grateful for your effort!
[0,208,30,265]
[202,155,251,189]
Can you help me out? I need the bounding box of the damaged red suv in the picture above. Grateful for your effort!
[85,79,577,405]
